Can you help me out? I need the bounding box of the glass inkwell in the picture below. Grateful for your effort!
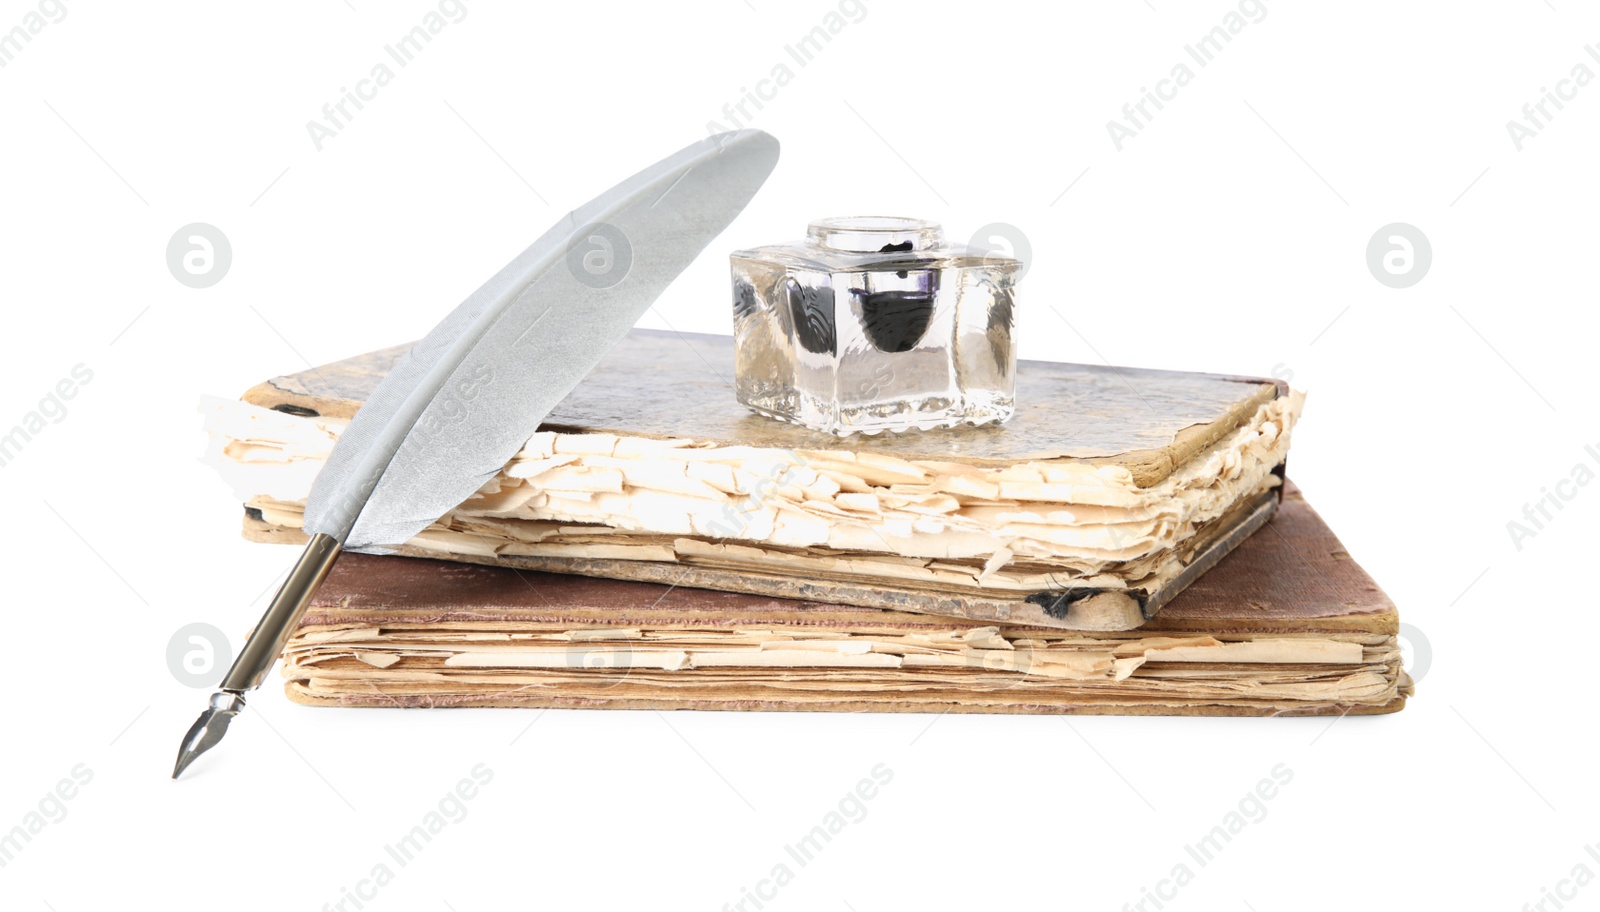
[731,216,1023,436]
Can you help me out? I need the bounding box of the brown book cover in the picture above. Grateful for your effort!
[214,329,1301,631]
[282,485,1409,717]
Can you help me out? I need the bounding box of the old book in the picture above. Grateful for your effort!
[282,485,1409,717]
[207,329,1303,631]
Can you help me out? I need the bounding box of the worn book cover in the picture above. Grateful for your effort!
[210,329,1302,631]
[282,485,1408,717]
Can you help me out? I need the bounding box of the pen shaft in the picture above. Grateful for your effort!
[221,533,343,692]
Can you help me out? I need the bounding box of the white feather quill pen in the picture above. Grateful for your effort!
[174,130,780,777]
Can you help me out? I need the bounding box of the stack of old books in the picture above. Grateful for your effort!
[204,330,1410,716]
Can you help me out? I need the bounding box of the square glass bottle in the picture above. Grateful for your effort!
[731,216,1022,436]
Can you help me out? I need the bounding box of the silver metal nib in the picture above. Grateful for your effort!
[169,533,343,779]
[172,691,246,779]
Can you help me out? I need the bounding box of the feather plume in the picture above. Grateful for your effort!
[303,130,780,550]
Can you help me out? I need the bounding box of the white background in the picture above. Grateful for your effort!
[2,1,1596,909]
